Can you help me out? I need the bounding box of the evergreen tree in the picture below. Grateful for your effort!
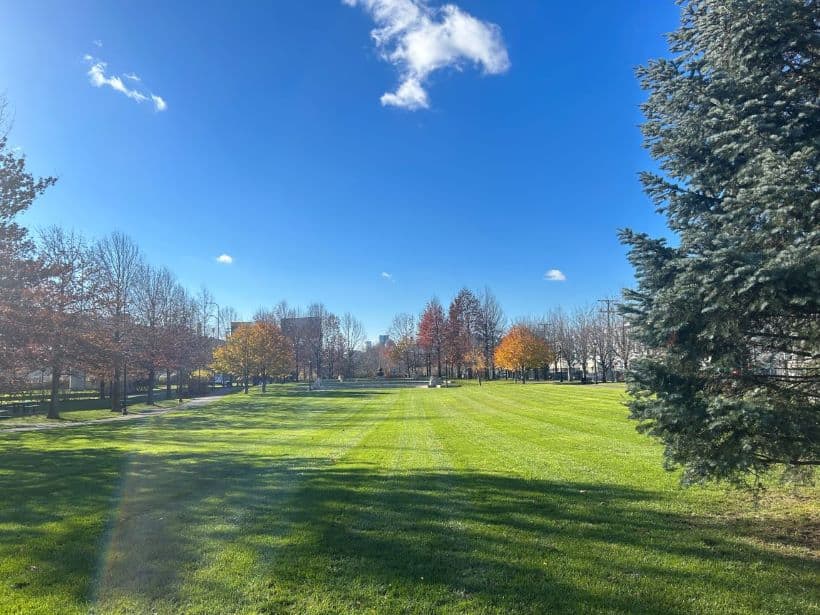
[620,0,819,484]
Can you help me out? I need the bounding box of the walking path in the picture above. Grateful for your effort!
[0,391,232,434]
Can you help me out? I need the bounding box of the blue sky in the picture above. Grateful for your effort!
[2,0,679,338]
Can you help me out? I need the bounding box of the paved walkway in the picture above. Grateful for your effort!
[0,391,231,434]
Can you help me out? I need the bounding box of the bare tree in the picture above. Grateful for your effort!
[476,287,505,379]
[612,312,636,377]
[306,303,328,379]
[591,310,616,383]
[573,306,594,383]
[544,309,574,381]
[161,282,196,397]
[217,305,238,340]
[322,312,342,378]
[197,286,216,338]
[339,312,365,377]
[272,300,292,325]
[559,310,578,381]
[95,232,142,412]
[390,312,418,377]
[133,265,176,404]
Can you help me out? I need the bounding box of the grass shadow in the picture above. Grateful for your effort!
[1,444,816,614]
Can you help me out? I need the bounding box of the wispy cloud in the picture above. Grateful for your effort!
[93,39,103,48]
[544,269,566,282]
[381,271,394,281]
[343,0,510,110]
[151,94,167,112]
[88,61,147,103]
[83,54,167,112]
[216,254,234,265]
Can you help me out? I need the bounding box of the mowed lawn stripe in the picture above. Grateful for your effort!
[422,386,648,485]
[415,385,817,614]
[457,384,685,487]
[1,388,398,615]
[177,389,399,614]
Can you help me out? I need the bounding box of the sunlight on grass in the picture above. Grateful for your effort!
[0,384,816,614]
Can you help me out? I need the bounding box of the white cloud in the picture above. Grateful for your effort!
[381,271,393,281]
[93,40,103,48]
[344,0,509,110]
[84,55,167,112]
[544,269,566,282]
[151,94,167,112]
[380,77,428,110]
[216,254,234,265]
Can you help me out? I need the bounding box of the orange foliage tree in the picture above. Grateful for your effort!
[494,325,554,383]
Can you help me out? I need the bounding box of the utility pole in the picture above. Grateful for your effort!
[598,298,617,383]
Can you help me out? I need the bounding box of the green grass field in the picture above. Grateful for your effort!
[0,389,183,429]
[0,383,816,614]
[0,397,180,429]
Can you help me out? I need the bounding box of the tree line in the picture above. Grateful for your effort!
[0,94,640,427]
[0,100,237,418]
[380,288,638,383]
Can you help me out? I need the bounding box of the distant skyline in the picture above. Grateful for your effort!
[2,1,680,338]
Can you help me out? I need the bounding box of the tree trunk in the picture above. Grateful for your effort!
[111,365,121,412]
[147,368,156,405]
[261,368,267,393]
[122,363,128,415]
[47,362,61,419]
[166,369,172,399]
[100,379,106,400]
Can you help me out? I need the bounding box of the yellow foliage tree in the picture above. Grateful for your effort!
[465,348,487,381]
[212,324,258,393]
[494,325,554,384]
[212,321,293,393]
[255,321,293,392]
